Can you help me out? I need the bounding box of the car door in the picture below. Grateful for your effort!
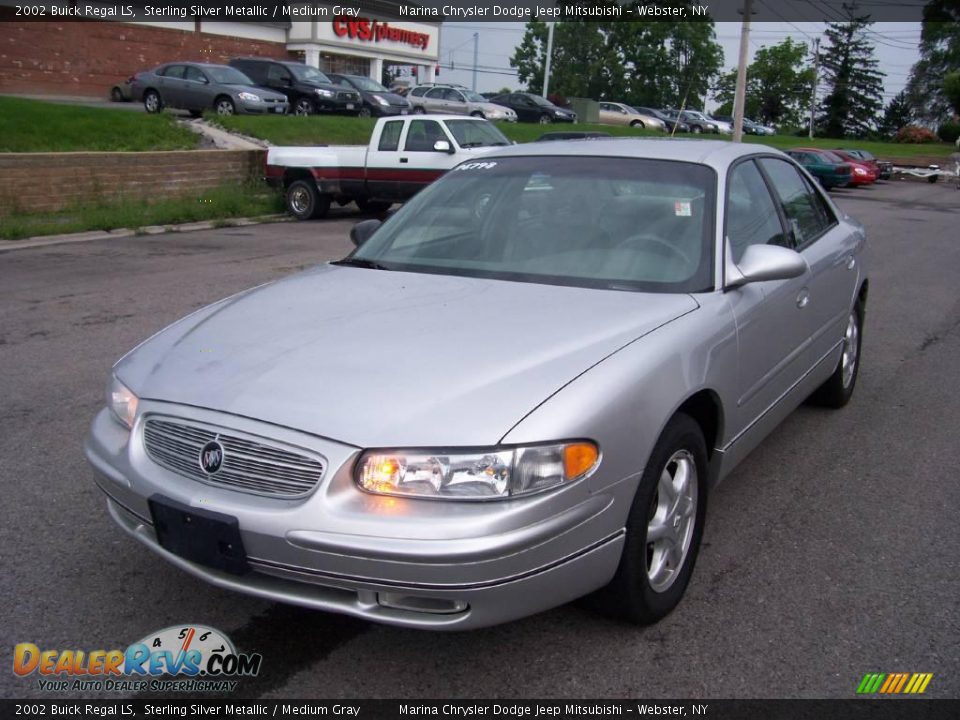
[423,87,448,113]
[365,119,407,200]
[266,63,293,96]
[598,103,617,125]
[758,157,860,370]
[157,65,186,107]
[513,94,538,122]
[724,158,814,432]
[444,88,469,115]
[182,65,211,111]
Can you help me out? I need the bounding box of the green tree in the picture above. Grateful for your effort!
[816,16,886,138]
[510,10,723,108]
[877,90,915,137]
[712,38,815,127]
[945,71,960,116]
[906,0,960,124]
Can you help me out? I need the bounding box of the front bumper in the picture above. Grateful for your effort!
[85,403,627,629]
[239,100,289,115]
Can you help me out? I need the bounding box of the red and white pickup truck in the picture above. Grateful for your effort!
[265,115,510,220]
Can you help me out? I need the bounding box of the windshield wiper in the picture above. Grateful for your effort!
[333,257,392,271]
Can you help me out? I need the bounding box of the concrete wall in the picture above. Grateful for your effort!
[0,18,296,98]
[0,149,266,214]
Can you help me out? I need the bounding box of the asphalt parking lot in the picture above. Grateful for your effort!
[1,180,958,700]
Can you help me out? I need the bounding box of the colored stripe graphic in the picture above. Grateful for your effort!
[857,672,932,694]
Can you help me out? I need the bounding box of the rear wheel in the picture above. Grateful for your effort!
[593,413,708,624]
[355,197,392,214]
[143,90,162,114]
[286,179,330,221]
[810,300,863,408]
[539,113,552,125]
[110,87,124,103]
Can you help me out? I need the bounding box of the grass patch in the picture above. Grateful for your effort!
[211,112,957,159]
[0,96,197,152]
[0,183,284,241]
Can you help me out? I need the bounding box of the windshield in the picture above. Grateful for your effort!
[349,76,388,92]
[206,67,253,85]
[444,120,510,148]
[351,156,715,293]
[464,91,487,103]
[289,65,332,84]
[819,151,846,163]
[529,95,554,107]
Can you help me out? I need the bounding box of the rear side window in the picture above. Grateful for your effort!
[378,121,403,151]
[184,66,205,83]
[726,160,788,261]
[425,87,446,99]
[759,158,832,248]
[404,120,447,152]
[161,65,185,79]
[410,87,428,97]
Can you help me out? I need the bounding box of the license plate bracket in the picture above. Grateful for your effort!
[149,495,249,575]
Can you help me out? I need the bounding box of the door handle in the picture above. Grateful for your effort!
[796,290,810,309]
[400,158,408,164]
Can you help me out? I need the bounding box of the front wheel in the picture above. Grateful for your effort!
[143,90,162,114]
[294,98,315,116]
[358,106,372,118]
[412,106,426,115]
[215,97,235,116]
[286,179,330,221]
[470,111,485,119]
[810,300,863,408]
[593,413,708,625]
[691,125,703,134]
[539,113,552,125]
[630,120,645,129]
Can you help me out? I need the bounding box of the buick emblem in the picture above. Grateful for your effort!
[199,440,224,475]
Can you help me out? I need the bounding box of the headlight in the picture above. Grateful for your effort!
[108,375,139,429]
[238,92,261,102]
[356,441,599,501]
[315,88,334,98]
[371,94,390,107]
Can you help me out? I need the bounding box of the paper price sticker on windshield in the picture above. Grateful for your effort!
[675,201,692,217]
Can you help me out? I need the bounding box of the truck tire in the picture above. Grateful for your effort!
[286,179,330,220]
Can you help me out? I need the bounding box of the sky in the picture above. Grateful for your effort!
[435,21,922,110]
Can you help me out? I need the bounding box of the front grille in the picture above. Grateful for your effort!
[337,91,360,102]
[143,417,325,498]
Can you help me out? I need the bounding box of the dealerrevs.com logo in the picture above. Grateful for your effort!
[13,625,261,693]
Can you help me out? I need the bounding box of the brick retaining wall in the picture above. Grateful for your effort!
[0,149,266,215]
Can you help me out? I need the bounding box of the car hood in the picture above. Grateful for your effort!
[480,102,514,114]
[375,91,409,106]
[116,266,697,447]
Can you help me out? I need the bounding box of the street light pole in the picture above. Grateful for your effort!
[542,21,555,98]
[472,32,478,92]
[732,0,753,143]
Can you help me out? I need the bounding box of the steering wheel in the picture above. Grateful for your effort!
[618,233,692,266]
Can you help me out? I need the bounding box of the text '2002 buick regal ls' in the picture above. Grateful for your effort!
[86,140,867,630]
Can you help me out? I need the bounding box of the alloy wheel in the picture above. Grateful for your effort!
[646,449,698,593]
[841,311,860,389]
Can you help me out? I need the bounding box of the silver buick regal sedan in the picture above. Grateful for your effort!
[85,140,867,630]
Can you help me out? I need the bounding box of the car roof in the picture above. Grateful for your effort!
[481,138,786,168]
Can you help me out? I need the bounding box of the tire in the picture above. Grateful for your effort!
[285,179,330,221]
[927,174,938,184]
[358,106,372,118]
[810,299,864,408]
[355,198,392,214]
[539,113,552,125]
[470,111,485,119]
[294,98,315,116]
[215,96,235,116]
[630,120,645,129]
[110,87,124,103]
[412,106,426,115]
[143,90,162,114]
[691,125,703,134]
[593,413,708,625]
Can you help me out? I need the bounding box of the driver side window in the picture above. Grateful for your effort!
[726,160,788,262]
[266,65,289,84]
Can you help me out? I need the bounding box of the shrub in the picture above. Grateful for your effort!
[937,121,960,143]
[893,125,939,144]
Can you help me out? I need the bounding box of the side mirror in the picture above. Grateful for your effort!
[433,140,454,154]
[350,219,381,247]
[725,244,807,289]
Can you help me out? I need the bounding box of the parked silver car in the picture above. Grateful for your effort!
[408,83,517,122]
[86,140,867,630]
[137,62,289,116]
[598,102,666,130]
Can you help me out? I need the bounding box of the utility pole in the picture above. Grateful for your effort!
[542,21,555,98]
[472,32,478,92]
[732,0,753,143]
[808,37,821,139]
